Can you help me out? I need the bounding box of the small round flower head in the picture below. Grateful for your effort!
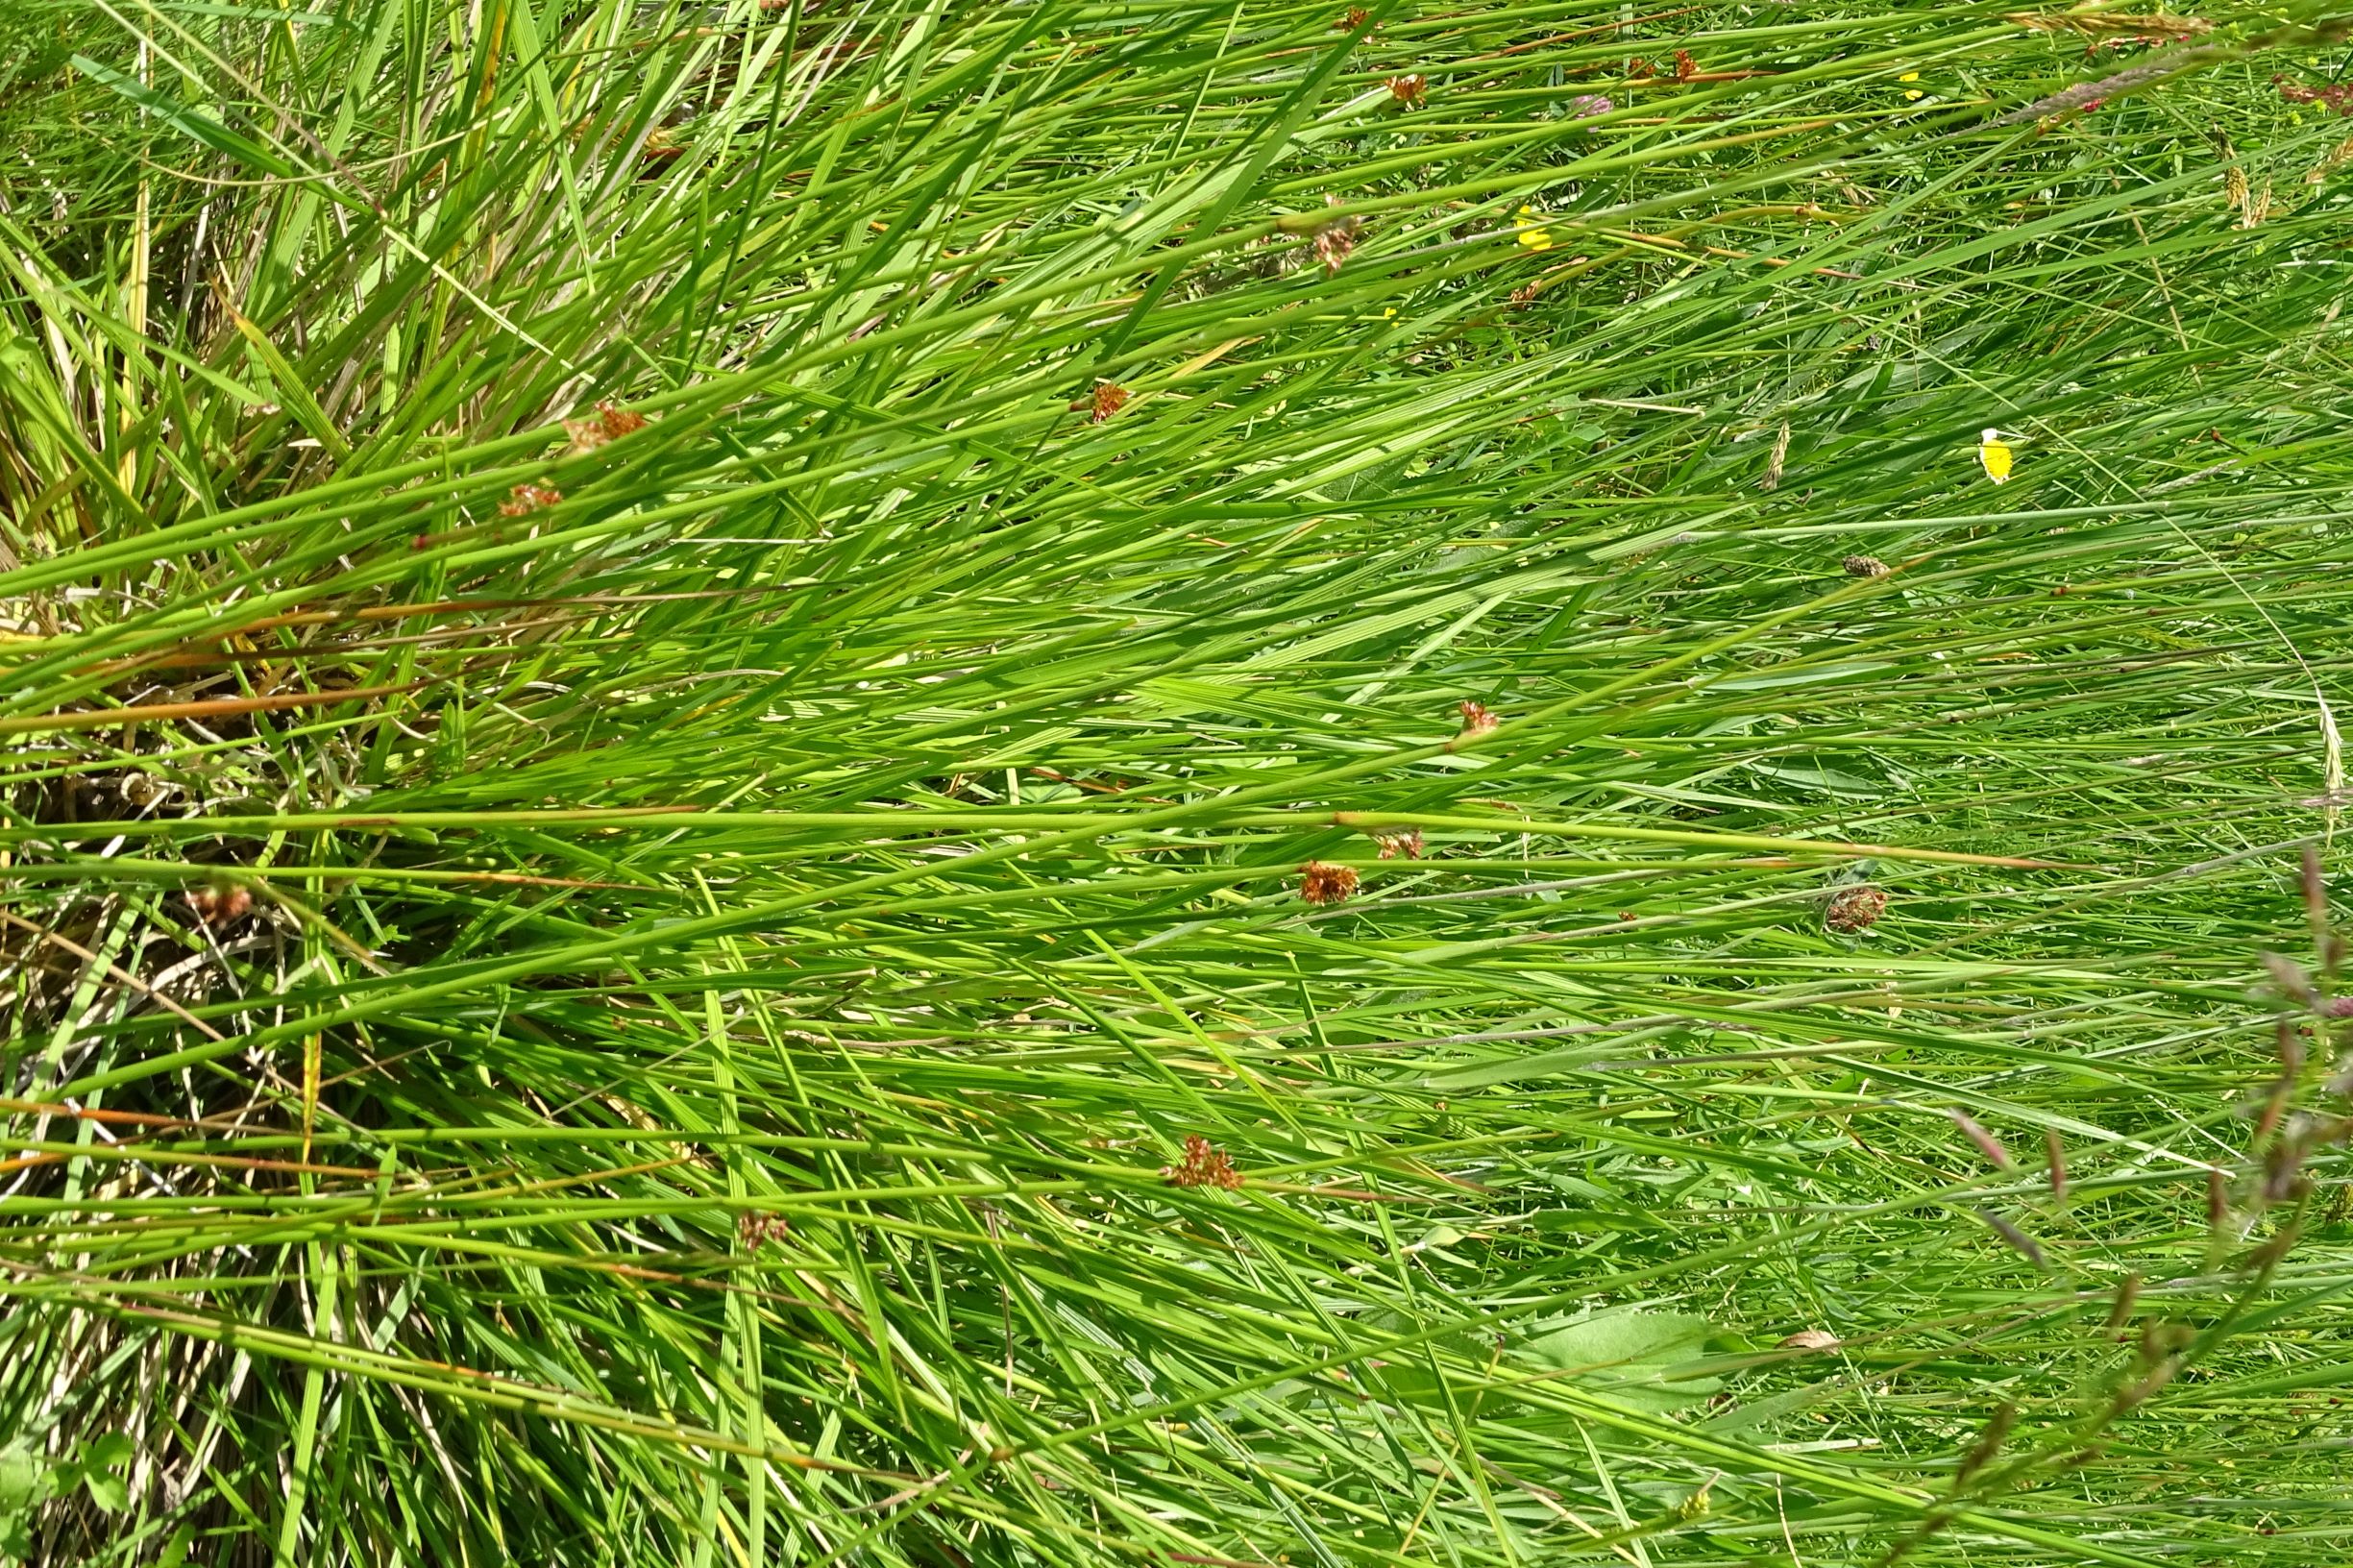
[564,402,646,456]
[1312,216,1359,277]
[188,883,254,928]
[1843,554,1891,578]
[1825,886,1888,934]
[500,482,563,516]
[1163,1135,1243,1188]
[1299,861,1360,905]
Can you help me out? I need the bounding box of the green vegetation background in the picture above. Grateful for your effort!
[5,1,2353,1563]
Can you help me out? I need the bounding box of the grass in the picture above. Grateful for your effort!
[5,0,2353,1562]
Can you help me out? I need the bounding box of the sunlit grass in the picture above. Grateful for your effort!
[5,0,2353,1563]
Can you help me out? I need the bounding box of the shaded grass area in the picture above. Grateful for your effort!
[5,0,2353,1562]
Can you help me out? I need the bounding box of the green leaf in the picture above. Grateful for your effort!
[0,1442,44,1518]
[69,56,297,177]
[79,1468,127,1515]
[76,1435,133,1472]
[1517,1307,1725,1413]
[73,1434,131,1513]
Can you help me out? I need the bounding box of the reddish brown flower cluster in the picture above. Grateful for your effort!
[1825,886,1888,934]
[1843,553,1891,578]
[565,401,649,456]
[737,1211,791,1249]
[1372,828,1424,860]
[1386,74,1427,106]
[1333,6,1370,30]
[187,884,253,929]
[1311,209,1360,277]
[1458,699,1500,738]
[500,482,563,516]
[1163,1134,1243,1189]
[1673,49,1698,83]
[1077,382,1130,423]
[1300,861,1360,905]
[2276,76,2353,115]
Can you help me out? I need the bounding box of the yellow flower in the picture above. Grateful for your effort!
[1898,72,1920,82]
[1519,228,1553,251]
[1977,428,2013,484]
[1904,89,1924,101]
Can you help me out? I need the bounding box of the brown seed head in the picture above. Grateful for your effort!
[1372,828,1424,860]
[1163,1134,1243,1188]
[1458,699,1500,738]
[500,482,563,517]
[1089,382,1130,423]
[1386,74,1427,106]
[1950,1108,2015,1170]
[1299,861,1360,906]
[187,884,254,929]
[2009,10,2211,40]
[737,1211,790,1248]
[2276,76,2353,115]
[1334,6,1370,30]
[1825,885,1887,934]
[1842,553,1891,578]
[2307,133,2353,184]
[1312,217,1359,278]
[566,401,649,456]
[1760,422,1790,491]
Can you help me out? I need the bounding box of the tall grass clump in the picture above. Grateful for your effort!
[6,0,2353,1562]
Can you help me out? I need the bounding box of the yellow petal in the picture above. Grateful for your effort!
[1519,229,1553,251]
[1904,90,1924,100]
[1899,72,1920,82]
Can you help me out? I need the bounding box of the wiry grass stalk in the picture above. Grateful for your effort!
[6,0,2353,1563]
